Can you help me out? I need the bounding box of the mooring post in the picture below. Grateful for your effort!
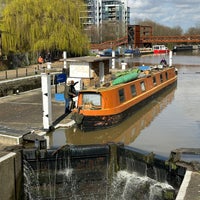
[169,50,173,67]
[41,73,52,130]
[112,50,115,69]
[63,51,67,69]
[47,62,51,69]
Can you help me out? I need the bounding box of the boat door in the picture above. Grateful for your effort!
[99,62,104,83]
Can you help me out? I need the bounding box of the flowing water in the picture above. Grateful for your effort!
[48,50,200,158]
[23,147,176,200]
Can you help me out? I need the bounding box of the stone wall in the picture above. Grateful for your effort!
[0,76,41,97]
[0,74,56,97]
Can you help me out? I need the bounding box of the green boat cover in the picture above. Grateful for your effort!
[115,68,139,77]
[112,70,139,85]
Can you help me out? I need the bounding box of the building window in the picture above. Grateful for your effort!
[130,85,137,96]
[165,72,168,80]
[118,88,125,103]
[153,76,156,85]
[160,74,163,82]
[153,76,157,85]
[140,81,146,92]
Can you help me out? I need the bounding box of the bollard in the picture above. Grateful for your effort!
[47,62,51,69]
[121,62,127,70]
[112,50,115,69]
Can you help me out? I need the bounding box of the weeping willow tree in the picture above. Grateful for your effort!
[0,0,89,55]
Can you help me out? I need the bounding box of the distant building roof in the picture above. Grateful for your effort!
[65,56,111,63]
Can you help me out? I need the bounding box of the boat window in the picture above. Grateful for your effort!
[82,93,101,106]
[140,81,146,92]
[118,89,125,103]
[160,74,163,82]
[130,85,137,96]
[153,76,157,85]
[165,72,168,80]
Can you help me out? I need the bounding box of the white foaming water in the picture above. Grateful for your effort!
[23,160,41,200]
[58,168,73,177]
[109,170,174,200]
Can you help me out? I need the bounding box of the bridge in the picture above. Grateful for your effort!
[90,25,200,50]
[91,35,200,50]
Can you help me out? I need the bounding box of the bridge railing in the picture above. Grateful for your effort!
[91,35,200,50]
[90,36,128,50]
[141,35,200,43]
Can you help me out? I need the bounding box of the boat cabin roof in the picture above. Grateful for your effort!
[80,67,172,94]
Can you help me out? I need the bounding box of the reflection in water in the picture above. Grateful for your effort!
[48,86,176,147]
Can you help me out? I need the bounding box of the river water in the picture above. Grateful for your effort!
[48,50,200,158]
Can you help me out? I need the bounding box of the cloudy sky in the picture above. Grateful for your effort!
[128,0,200,32]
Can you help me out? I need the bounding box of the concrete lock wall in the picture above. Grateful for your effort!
[0,151,23,200]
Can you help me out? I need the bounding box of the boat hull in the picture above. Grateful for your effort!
[173,45,193,52]
[153,50,169,54]
[153,45,169,54]
[75,81,177,132]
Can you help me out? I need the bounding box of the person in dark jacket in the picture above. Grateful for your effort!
[160,57,167,66]
[70,80,78,96]
[64,80,76,114]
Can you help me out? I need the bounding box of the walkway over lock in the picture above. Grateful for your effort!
[91,25,200,50]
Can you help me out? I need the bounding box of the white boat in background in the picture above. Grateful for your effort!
[152,45,169,54]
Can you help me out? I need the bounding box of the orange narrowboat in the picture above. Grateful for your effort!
[72,66,177,131]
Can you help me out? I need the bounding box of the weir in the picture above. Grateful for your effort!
[23,143,185,200]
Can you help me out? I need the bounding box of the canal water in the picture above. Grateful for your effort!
[48,51,200,158]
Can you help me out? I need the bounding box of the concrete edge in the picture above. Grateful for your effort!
[54,120,75,129]
[0,152,16,163]
[175,170,192,200]
[0,134,23,145]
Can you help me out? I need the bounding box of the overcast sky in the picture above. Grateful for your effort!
[128,0,200,32]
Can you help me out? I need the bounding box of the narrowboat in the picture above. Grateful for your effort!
[72,66,177,132]
[173,45,193,52]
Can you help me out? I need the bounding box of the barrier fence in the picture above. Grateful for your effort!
[0,62,63,80]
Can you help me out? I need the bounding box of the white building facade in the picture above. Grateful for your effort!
[83,0,130,42]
